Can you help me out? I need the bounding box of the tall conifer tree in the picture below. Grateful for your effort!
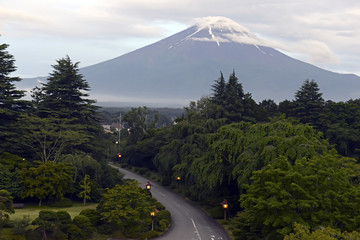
[211,71,226,105]
[293,79,324,127]
[0,40,29,153]
[29,56,103,158]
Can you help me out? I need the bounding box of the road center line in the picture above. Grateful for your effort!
[191,218,202,240]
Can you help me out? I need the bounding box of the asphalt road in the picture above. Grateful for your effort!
[109,163,230,240]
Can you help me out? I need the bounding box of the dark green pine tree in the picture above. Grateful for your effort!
[223,71,246,122]
[0,40,29,154]
[32,56,104,157]
[293,79,324,127]
[211,71,226,105]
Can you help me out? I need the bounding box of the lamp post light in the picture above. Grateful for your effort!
[176,176,181,188]
[150,211,156,231]
[146,181,151,191]
[220,199,229,220]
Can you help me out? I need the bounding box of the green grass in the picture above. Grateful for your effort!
[10,202,98,221]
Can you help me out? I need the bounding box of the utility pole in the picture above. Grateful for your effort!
[118,113,121,152]
[115,113,122,160]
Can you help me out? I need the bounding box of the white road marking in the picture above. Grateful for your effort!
[191,218,202,240]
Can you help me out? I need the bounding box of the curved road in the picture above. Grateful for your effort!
[109,163,230,240]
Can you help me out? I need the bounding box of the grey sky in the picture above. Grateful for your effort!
[1,0,359,77]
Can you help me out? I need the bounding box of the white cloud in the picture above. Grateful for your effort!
[293,39,340,64]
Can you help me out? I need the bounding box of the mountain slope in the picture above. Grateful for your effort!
[25,17,360,107]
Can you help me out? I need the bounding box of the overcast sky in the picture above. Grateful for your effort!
[1,0,359,78]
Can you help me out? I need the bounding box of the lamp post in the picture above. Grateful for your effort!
[220,199,229,220]
[176,176,181,188]
[146,181,151,191]
[150,211,156,231]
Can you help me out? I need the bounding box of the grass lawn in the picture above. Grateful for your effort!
[10,202,98,221]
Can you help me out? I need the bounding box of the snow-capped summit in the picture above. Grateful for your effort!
[189,16,264,47]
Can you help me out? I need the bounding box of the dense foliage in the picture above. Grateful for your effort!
[3,37,360,239]
[116,71,360,239]
[97,180,170,238]
[0,39,173,238]
[0,41,122,204]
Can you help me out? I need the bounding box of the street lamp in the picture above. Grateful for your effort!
[220,199,229,220]
[150,211,156,231]
[176,176,181,188]
[146,181,151,190]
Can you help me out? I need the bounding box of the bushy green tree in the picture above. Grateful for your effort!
[21,161,73,206]
[20,115,87,163]
[237,152,360,239]
[97,180,155,236]
[31,210,66,240]
[319,100,360,159]
[71,215,94,239]
[195,118,331,191]
[122,106,158,145]
[60,154,102,184]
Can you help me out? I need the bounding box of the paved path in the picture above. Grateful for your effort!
[109,163,230,240]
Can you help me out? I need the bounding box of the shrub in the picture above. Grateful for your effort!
[158,219,170,231]
[56,211,72,225]
[72,215,94,238]
[156,210,171,222]
[56,211,72,233]
[79,209,102,226]
[66,224,83,240]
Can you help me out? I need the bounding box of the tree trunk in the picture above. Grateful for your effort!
[39,199,42,207]
[42,229,47,240]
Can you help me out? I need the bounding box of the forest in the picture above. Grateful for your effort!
[2,36,360,240]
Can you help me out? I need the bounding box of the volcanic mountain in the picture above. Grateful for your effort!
[25,17,360,107]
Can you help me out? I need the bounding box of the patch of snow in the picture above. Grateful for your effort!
[208,26,220,46]
[194,16,251,34]
[189,16,273,54]
[192,36,229,43]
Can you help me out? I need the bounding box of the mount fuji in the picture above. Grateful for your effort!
[24,16,360,107]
